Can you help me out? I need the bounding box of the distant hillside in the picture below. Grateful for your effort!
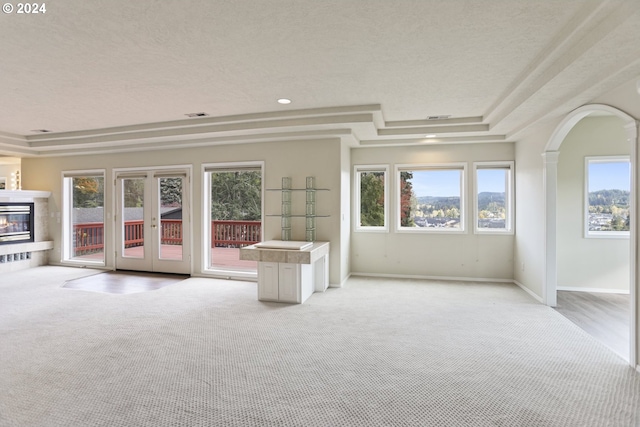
[416,196,460,209]
[588,189,629,207]
[416,192,505,210]
[416,196,460,205]
[478,192,505,210]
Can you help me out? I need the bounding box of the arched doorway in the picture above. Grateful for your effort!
[543,104,638,367]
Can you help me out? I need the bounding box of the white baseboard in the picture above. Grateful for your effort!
[350,271,514,284]
[557,286,630,294]
[346,273,547,304]
[513,280,544,303]
[332,273,351,288]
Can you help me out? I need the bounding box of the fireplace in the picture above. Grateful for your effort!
[0,203,34,245]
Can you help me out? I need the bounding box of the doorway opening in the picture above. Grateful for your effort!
[544,104,638,367]
[114,167,191,275]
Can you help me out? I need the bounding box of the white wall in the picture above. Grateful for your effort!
[513,76,640,367]
[557,115,630,293]
[513,120,557,297]
[21,139,346,285]
[351,143,514,281]
[515,78,640,298]
[339,141,351,285]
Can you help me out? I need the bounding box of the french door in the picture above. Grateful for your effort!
[115,168,190,274]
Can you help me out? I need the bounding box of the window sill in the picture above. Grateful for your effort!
[475,229,514,236]
[355,227,388,233]
[396,228,467,235]
[585,232,630,239]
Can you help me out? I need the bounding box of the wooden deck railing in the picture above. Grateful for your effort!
[211,220,261,248]
[73,222,104,254]
[73,220,261,255]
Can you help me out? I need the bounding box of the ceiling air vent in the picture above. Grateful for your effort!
[427,115,451,120]
[185,112,209,118]
[31,129,52,133]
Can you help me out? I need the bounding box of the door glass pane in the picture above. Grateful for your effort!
[70,176,104,262]
[209,170,261,270]
[159,177,183,260]
[123,178,145,258]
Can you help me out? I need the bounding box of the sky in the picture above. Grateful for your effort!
[409,169,506,197]
[588,160,630,192]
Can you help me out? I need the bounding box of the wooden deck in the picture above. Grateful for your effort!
[73,246,257,270]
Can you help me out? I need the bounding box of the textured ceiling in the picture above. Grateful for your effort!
[0,0,639,156]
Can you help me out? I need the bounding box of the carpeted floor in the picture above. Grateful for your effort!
[1,266,639,426]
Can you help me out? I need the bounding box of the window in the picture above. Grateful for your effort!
[585,156,630,238]
[396,163,466,232]
[354,165,388,231]
[203,163,263,274]
[62,171,105,264]
[474,162,514,234]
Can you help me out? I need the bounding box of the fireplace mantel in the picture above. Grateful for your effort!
[0,191,52,272]
[0,190,51,202]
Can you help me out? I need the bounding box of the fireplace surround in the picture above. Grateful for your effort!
[0,191,52,272]
[0,202,34,245]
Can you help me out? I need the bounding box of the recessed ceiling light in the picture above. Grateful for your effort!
[31,129,52,133]
[425,134,437,138]
[277,98,292,105]
[185,112,209,117]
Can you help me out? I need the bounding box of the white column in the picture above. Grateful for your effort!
[542,151,560,307]
[624,120,639,369]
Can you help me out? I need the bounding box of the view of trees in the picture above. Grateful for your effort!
[358,170,509,229]
[399,171,415,227]
[123,178,145,208]
[210,171,261,221]
[160,178,182,207]
[359,171,385,226]
[477,192,506,220]
[72,177,104,208]
[73,176,183,210]
[415,196,461,220]
[72,173,262,220]
[588,188,630,231]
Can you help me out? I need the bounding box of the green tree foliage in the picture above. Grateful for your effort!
[73,177,104,208]
[359,172,385,226]
[160,178,182,207]
[399,171,415,227]
[588,189,630,232]
[123,178,145,208]
[416,196,461,221]
[588,189,629,213]
[210,171,261,220]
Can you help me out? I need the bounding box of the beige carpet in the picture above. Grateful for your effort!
[1,266,638,426]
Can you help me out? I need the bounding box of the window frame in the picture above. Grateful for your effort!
[61,169,106,265]
[584,155,630,239]
[395,162,467,234]
[354,164,389,233]
[473,161,514,235]
[201,161,264,278]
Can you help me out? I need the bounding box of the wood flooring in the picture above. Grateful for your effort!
[62,270,188,295]
[554,291,629,360]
